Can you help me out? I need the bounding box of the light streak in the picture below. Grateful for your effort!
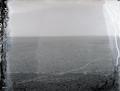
[57,58,103,75]
[103,1,120,69]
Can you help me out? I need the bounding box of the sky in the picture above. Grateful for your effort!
[8,0,109,37]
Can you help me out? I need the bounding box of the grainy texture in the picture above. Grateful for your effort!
[8,37,119,91]
[0,0,8,91]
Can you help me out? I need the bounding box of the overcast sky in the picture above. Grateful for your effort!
[8,0,109,37]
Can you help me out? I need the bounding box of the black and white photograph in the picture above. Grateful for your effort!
[1,0,120,91]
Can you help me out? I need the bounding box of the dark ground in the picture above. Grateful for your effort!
[7,72,118,91]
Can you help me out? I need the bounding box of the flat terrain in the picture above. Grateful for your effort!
[9,72,117,91]
[7,36,117,91]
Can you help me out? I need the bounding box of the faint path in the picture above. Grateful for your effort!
[57,58,106,75]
